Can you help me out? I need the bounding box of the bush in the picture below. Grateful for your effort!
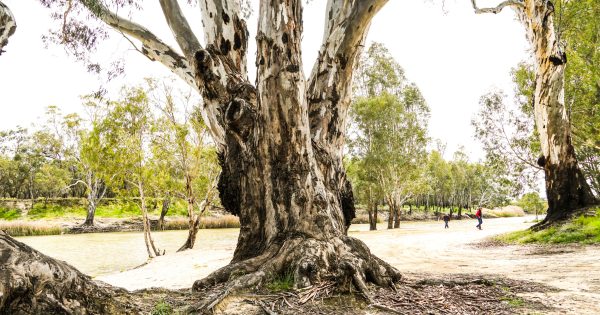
[0,207,21,220]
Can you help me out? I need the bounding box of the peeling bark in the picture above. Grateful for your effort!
[472,0,598,224]
[0,1,16,56]
[518,0,597,223]
[0,231,139,314]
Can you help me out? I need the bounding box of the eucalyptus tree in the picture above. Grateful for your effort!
[2,0,408,312]
[101,86,163,258]
[149,80,220,251]
[472,0,597,224]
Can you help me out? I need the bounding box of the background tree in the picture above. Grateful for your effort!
[472,0,598,225]
[518,192,546,220]
[149,79,220,251]
[101,86,163,258]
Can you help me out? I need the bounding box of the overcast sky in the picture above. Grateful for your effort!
[0,0,530,160]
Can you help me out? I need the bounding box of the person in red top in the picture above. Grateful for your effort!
[475,207,483,230]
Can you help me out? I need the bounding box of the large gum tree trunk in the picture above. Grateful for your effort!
[518,0,597,223]
[472,0,597,225]
[188,0,400,303]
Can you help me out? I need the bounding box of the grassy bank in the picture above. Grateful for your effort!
[0,198,194,220]
[0,215,241,237]
[495,208,600,244]
[0,221,64,236]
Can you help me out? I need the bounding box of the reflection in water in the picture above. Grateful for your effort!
[16,229,240,277]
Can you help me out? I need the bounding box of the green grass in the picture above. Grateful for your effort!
[0,221,64,236]
[501,296,525,307]
[496,208,600,244]
[0,207,21,220]
[266,271,295,292]
[151,300,173,315]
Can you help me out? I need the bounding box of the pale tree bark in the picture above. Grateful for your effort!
[0,231,139,314]
[157,192,171,230]
[472,0,597,225]
[0,1,16,55]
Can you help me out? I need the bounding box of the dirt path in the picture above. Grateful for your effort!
[94,216,599,314]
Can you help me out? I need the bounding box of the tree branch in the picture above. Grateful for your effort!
[158,0,202,60]
[199,0,249,74]
[0,0,17,55]
[307,0,389,157]
[81,1,195,87]
[470,0,524,14]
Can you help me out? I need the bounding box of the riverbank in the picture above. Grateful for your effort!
[0,204,526,237]
[0,215,240,236]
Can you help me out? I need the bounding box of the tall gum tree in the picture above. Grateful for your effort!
[1,0,402,312]
[471,0,597,225]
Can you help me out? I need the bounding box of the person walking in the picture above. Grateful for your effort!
[475,207,483,230]
[443,213,450,229]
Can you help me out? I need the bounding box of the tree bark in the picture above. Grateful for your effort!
[190,0,400,303]
[0,1,16,55]
[371,203,379,231]
[0,231,139,314]
[472,0,598,225]
[518,0,598,223]
[158,193,171,230]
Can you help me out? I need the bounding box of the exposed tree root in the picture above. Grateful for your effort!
[190,235,401,313]
[0,231,140,314]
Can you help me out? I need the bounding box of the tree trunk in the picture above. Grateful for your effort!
[157,193,171,230]
[372,203,379,231]
[387,198,394,229]
[393,203,401,229]
[178,174,198,251]
[457,206,462,220]
[0,231,139,314]
[518,0,597,224]
[138,180,162,258]
[0,1,16,55]
[472,0,598,226]
[83,198,96,226]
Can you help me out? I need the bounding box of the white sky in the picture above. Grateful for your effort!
[0,0,530,161]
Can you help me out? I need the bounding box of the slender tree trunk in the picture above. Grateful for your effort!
[157,193,171,230]
[517,0,597,224]
[373,203,379,230]
[178,174,198,251]
[457,206,462,220]
[387,198,394,229]
[138,180,161,258]
[84,198,96,226]
[393,202,401,229]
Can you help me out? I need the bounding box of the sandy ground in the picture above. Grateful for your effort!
[17,216,599,314]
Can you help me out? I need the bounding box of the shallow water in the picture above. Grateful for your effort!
[16,228,240,277]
